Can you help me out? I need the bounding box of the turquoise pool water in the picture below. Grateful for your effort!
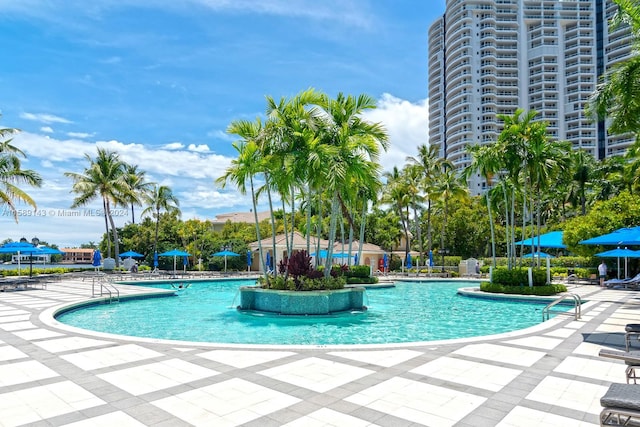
[56,280,562,345]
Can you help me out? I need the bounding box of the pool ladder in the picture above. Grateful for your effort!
[92,275,120,303]
[542,293,581,321]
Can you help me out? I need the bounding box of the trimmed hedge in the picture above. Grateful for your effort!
[480,281,568,296]
[346,276,379,284]
[345,265,372,278]
[491,267,547,287]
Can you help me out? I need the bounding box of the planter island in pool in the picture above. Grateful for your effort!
[237,286,367,315]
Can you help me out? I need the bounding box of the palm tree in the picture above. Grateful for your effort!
[524,135,570,262]
[66,149,129,264]
[141,185,180,257]
[382,166,412,266]
[216,118,269,275]
[433,164,468,271]
[0,122,43,222]
[587,0,640,139]
[464,144,500,267]
[568,149,598,215]
[123,164,154,224]
[407,143,444,263]
[315,92,389,277]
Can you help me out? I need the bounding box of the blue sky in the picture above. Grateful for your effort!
[0,0,444,247]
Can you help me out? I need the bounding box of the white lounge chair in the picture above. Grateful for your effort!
[605,273,640,289]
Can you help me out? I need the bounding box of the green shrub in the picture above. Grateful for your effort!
[258,273,346,291]
[346,265,371,278]
[346,276,379,284]
[491,267,547,286]
[480,281,567,296]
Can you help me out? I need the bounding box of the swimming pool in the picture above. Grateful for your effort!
[56,280,564,345]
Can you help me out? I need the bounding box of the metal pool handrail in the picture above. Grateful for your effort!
[543,293,581,321]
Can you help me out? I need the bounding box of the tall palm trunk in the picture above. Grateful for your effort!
[153,208,159,255]
[502,185,511,269]
[486,191,497,268]
[305,187,312,254]
[249,177,267,276]
[324,193,340,278]
[102,198,111,258]
[267,184,277,275]
[105,199,120,267]
[357,197,367,267]
[413,204,422,272]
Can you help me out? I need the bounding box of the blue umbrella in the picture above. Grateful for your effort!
[523,252,555,258]
[37,246,65,255]
[580,227,640,246]
[0,241,41,277]
[383,253,388,272]
[354,253,358,265]
[119,250,144,258]
[153,251,159,268]
[596,248,640,279]
[212,250,239,272]
[332,252,351,259]
[428,250,434,267]
[92,249,102,270]
[406,253,412,269]
[247,250,252,271]
[266,252,272,272]
[159,249,191,276]
[515,231,566,249]
[595,248,640,258]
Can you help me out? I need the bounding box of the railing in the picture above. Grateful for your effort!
[542,293,581,321]
[92,274,120,303]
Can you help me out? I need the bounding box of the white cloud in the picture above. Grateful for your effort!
[5,93,428,246]
[40,126,54,133]
[361,93,429,173]
[163,142,184,150]
[67,131,94,138]
[187,143,210,152]
[20,112,72,124]
[190,0,374,29]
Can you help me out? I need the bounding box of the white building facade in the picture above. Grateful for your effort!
[428,0,634,194]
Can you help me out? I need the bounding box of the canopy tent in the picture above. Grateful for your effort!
[158,249,191,276]
[580,226,640,246]
[211,250,240,272]
[515,231,566,249]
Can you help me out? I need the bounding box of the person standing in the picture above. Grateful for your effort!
[598,261,608,287]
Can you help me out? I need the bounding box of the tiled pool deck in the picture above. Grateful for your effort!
[0,277,638,426]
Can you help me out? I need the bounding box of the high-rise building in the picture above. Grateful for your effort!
[428,0,634,194]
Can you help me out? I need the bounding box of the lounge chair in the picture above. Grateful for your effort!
[626,325,640,352]
[605,273,640,289]
[600,383,640,426]
[600,349,640,383]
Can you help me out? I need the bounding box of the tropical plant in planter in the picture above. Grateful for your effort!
[259,250,346,291]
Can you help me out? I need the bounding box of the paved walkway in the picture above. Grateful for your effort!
[0,278,638,426]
